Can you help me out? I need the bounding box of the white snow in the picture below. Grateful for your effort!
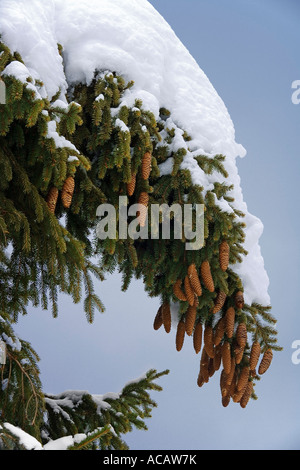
[0,0,270,306]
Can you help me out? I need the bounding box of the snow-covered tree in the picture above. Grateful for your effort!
[0,0,281,450]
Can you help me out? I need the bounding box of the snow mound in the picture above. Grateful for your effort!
[0,0,270,306]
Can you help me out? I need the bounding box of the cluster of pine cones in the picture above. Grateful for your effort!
[46,176,75,213]
[153,241,273,408]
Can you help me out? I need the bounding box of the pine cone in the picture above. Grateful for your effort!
[187,264,202,296]
[220,369,230,398]
[236,322,247,348]
[185,305,197,336]
[200,260,215,292]
[173,279,187,302]
[200,348,210,383]
[233,342,244,365]
[225,307,235,338]
[46,186,59,213]
[232,381,248,403]
[219,240,230,271]
[249,341,261,370]
[235,291,244,309]
[193,322,202,354]
[161,302,171,333]
[184,275,195,306]
[226,356,236,386]
[212,290,226,314]
[222,341,231,375]
[61,176,75,209]
[176,320,185,351]
[222,395,230,408]
[141,151,152,180]
[208,357,215,378]
[127,172,136,196]
[153,306,163,330]
[213,343,222,371]
[137,191,149,227]
[214,317,226,346]
[240,381,253,409]
[258,348,273,375]
[204,325,215,358]
[237,366,250,392]
[197,373,205,388]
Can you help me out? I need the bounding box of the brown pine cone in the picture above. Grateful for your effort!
[213,343,222,371]
[240,381,253,409]
[204,325,215,358]
[185,305,197,336]
[200,260,215,292]
[200,348,210,383]
[61,176,75,209]
[235,291,244,309]
[153,306,163,330]
[173,279,187,302]
[184,275,195,306]
[208,358,215,378]
[219,240,230,271]
[236,322,247,348]
[175,320,185,351]
[233,342,244,365]
[220,369,230,397]
[222,395,230,408]
[197,373,205,388]
[193,322,202,354]
[137,192,149,227]
[237,366,250,391]
[214,317,226,346]
[212,290,226,314]
[161,302,171,333]
[258,348,273,375]
[232,381,248,403]
[249,341,261,371]
[225,307,235,338]
[46,187,59,213]
[127,172,136,196]
[141,151,152,180]
[226,356,236,386]
[222,341,231,375]
[187,264,202,296]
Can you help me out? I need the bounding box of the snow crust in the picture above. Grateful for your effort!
[0,0,270,305]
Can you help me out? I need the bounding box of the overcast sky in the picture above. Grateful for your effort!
[15,0,300,450]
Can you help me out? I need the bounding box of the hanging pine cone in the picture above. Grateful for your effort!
[232,381,248,403]
[208,358,215,378]
[258,348,273,375]
[222,395,230,408]
[61,176,75,209]
[153,306,163,330]
[212,290,226,314]
[127,172,136,196]
[240,381,253,409]
[221,341,231,375]
[193,322,202,354]
[236,322,247,348]
[220,369,230,398]
[235,291,244,309]
[213,343,222,371]
[199,348,210,383]
[204,325,215,358]
[249,341,261,371]
[197,373,205,388]
[226,356,236,386]
[141,151,152,180]
[184,275,195,306]
[187,264,202,296]
[214,317,226,346]
[200,260,215,292]
[219,240,230,271]
[225,307,235,338]
[237,366,250,392]
[176,320,185,351]
[137,191,149,227]
[161,302,171,333]
[185,305,197,336]
[173,279,187,302]
[46,186,59,214]
[233,342,244,365]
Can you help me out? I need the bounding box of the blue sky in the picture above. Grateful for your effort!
[15,0,300,450]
